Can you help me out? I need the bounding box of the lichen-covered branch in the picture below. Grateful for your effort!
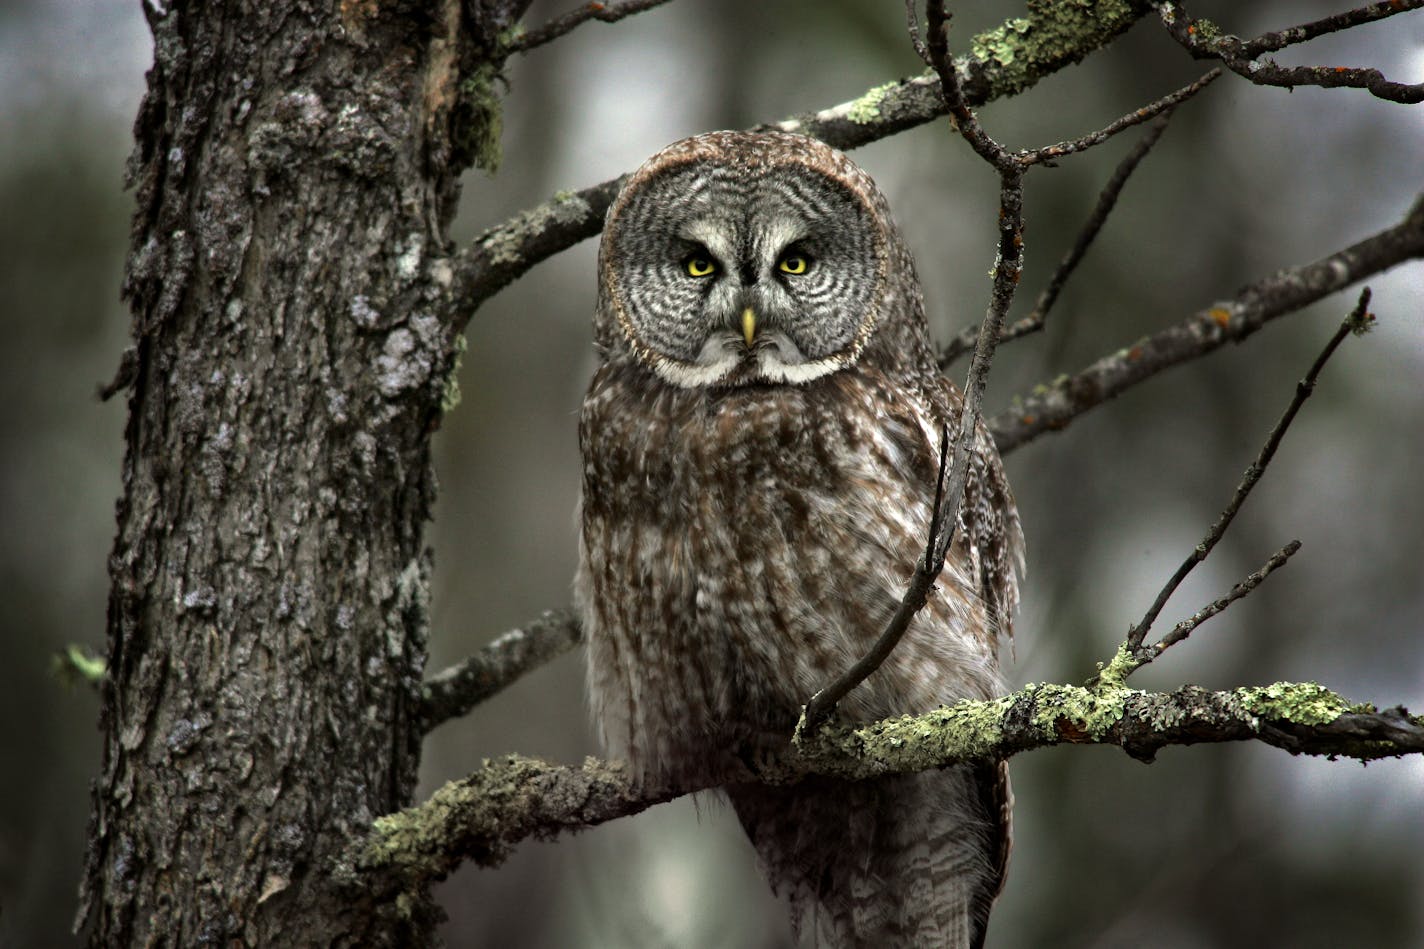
[988,193,1424,453]
[421,607,582,731]
[339,755,677,902]
[351,677,1424,896]
[449,0,1157,320]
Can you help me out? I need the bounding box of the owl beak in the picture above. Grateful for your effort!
[741,307,757,347]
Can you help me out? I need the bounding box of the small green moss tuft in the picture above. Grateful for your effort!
[454,64,504,174]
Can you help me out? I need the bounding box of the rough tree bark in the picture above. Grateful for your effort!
[80,1,530,943]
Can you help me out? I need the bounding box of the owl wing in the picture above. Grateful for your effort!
[935,375,1025,647]
[937,376,1023,934]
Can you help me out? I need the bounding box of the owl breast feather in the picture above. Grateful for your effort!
[577,361,999,788]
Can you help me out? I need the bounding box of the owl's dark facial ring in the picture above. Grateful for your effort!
[605,161,888,388]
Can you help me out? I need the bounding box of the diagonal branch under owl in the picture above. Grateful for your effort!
[799,2,1030,733]
[796,13,1024,733]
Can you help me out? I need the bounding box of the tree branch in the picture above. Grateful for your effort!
[1124,294,1369,654]
[1159,1,1424,104]
[353,678,1424,897]
[421,607,582,731]
[506,0,677,54]
[1148,540,1301,660]
[940,82,1192,365]
[988,193,1424,453]
[449,0,1159,319]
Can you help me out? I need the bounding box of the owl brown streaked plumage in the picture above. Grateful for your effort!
[576,130,1023,947]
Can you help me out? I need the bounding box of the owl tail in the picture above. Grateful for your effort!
[728,763,1008,948]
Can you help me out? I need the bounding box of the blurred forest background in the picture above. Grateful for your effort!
[2,1,1421,946]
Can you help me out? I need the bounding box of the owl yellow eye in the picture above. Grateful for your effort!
[778,254,809,275]
[685,255,716,278]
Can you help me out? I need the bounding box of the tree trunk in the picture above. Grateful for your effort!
[80,1,522,942]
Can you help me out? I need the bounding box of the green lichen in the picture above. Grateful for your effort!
[1093,641,1136,691]
[796,696,1013,774]
[1236,681,1361,727]
[968,0,1143,100]
[441,333,467,414]
[1187,16,1225,43]
[1029,681,1128,741]
[846,81,898,124]
[921,696,1012,760]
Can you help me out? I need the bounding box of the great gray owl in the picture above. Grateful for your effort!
[576,130,1023,947]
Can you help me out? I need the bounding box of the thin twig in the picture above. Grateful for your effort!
[1238,1,1424,57]
[1019,68,1220,168]
[421,607,583,731]
[1146,540,1302,663]
[940,103,1182,366]
[1160,1,1424,104]
[904,0,929,65]
[506,0,677,55]
[1124,289,1372,652]
[924,3,1017,174]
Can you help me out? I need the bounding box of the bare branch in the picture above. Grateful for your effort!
[988,195,1424,454]
[1237,1,1424,57]
[450,1,1157,320]
[940,98,1184,366]
[1148,540,1302,662]
[1125,293,1368,651]
[421,608,583,731]
[351,681,1424,897]
[506,0,677,55]
[924,3,1018,173]
[1019,67,1220,168]
[1160,1,1424,104]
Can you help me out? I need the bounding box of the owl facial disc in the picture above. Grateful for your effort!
[600,138,890,390]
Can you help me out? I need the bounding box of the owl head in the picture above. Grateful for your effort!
[595,131,933,389]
